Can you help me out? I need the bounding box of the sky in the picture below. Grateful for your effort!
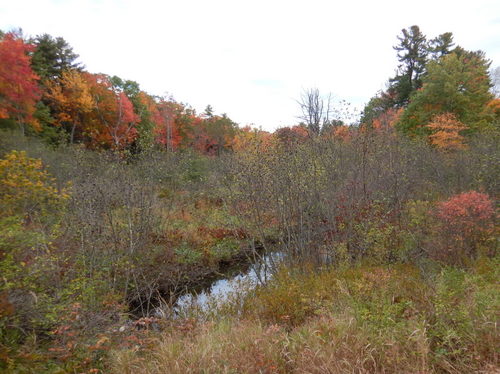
[1,0,499,131]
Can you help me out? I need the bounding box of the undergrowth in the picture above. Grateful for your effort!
[110,257,499,373]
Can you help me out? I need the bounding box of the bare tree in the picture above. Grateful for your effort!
[490,66,500,98]
[297,88,332,135]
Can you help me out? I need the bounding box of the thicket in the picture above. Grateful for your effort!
[228,128,498,268]
[0,132,250,372]
[0,125,498,372]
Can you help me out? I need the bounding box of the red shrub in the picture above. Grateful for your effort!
[436,191,494,232]
[434,191,495,261]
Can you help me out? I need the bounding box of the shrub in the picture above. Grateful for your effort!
[434,191,496,263]
[0,150,70,220]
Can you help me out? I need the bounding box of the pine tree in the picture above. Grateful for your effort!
[429,32,455,59]
[30,34,82,80]
[388,25,429,107]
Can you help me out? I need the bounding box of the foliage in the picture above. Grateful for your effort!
[0,151,72,372]
[0,150,69,219]
[83,73,140,150]
[30,33,81,80]
[0,24,499,373]
[426,112,467,151]
[111,259,500,373]
[398,51,493,136]
[389,25,429,107]
[274,125,309,147]
[3,28,242,153]
[433,191,496,262]
[428,32,455,59]
[0,123,498,371]
[0,33,41,132]
[43,69,93,143]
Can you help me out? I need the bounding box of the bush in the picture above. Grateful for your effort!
[0,150,70,220]
[434,191,496,263]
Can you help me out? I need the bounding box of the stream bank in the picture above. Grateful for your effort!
[129,240,280,318]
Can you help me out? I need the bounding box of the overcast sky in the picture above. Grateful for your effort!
[1,0,499,130]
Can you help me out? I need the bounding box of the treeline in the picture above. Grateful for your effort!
[0,30,240,154]
[1,25,499,156]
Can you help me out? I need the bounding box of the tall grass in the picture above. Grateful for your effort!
[110,257,499,373]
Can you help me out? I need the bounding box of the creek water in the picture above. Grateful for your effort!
[170,251,283,316]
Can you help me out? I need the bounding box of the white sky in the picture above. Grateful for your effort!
[1,0,499,131]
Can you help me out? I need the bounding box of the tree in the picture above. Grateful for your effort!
[274,125,309,148]
[435,191,495,260]
[363,28,454,120]
[483,98,500,127]
[44,69,93,143]
[360,91,395,127]
[110,76,156,151]
[429,32,455,59]
[388,25,429,107]
[0,33,41,133]
[0,150,69,219]
[30,34,81,80]
[490,66,500,97]
[203,113,238,154]
[371,108,402,132]
[426,112,467,151]
[297,88,332,135]
[398,51,493,136]
[83,73,140,150]
[232,126,273,152]
[155,98,183,151]
[203,105,214,118]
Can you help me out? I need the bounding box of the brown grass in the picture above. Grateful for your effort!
[110,259,499,373]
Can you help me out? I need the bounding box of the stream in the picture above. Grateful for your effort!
[166,251,283,316]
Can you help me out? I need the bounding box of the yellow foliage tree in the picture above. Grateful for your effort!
[44,69,94,143]
[0,150,70,220]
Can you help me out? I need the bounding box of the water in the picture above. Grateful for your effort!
[169,251,282,316]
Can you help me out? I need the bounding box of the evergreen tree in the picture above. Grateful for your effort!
[429,32,455,59]
[360,92,394,126]
[203,105,214,118]
[30,34,82,80]
[388,25,429,107]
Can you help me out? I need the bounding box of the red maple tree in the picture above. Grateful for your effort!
[0,33,41,132]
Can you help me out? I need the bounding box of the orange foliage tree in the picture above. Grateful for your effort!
[483,98,500,126]
[332,125,351,140]
[202,113,238,154]
[233,126,273,152]
[0,33,41,132]
[275,125,309,147]
[371,108,403,131]
[426,112,467,151]
[44,69,93,143]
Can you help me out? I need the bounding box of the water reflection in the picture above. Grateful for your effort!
[173,251,282,315]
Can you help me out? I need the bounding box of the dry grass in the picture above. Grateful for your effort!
[110,259,499,373]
